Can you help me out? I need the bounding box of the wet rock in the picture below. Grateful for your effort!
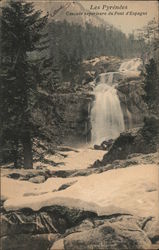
[50,170,76,178]
[101,139,114,150]
[1,210,67,237]
[70,168,96,177]
[65,219,94,236]
[3,169,50,182]
[0,199,5,213]
[143,218,159,244]
[1,233,58,250]
[1,206,97,236]
[29,175,46,183]
[82,71,95,84]
[117,81,147,129]
[57,181,77,191]
[98,121,158,165]
[7,173,21,179]
[51,239,65,250]
[57,146,79,153]
[94,139,114,151]
[1,214,37,237]
[59,219,151,250]
[94,144,102,150]
[81,56,121,76]
[92,159,102,168]
[1,204,155,250]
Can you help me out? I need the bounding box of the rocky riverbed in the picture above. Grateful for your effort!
[1,145,159,250]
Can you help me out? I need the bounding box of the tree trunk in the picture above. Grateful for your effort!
[23,133,33,169]
[13,139,20,168]
[13,147,18,168]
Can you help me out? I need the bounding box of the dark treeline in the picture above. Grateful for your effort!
[48,21,142,78]
[0,1,53,168]
[141,19,159,117]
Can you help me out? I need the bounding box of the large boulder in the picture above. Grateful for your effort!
[1,234,58,250]
[2,205,152,250]
[51,217,151,250]
[98,116,159,166]
[143,218,159,245]
[94,139,114,151]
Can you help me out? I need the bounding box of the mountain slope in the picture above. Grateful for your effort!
[36,1,111,28]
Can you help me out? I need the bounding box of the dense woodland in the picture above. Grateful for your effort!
[0,1,51,168]
[0,0,158,169]
[48,21,143,79]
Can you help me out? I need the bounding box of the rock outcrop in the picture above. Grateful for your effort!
[33,90,93,145]
[94,115,159,166]
[80,56,148,135]
[117,80,148,129]
[1,205,155,250]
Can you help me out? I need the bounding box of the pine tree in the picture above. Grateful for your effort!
[0,0,48,168]
[144,59,159,115]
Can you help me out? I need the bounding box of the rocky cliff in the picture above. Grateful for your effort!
[84,57,148,131]
[117,78,148,129]
[33,90,93,146]
[33,56,148,146]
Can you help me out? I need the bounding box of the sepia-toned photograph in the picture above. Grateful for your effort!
[0,0,159,249]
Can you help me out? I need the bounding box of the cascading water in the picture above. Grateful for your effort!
[119,58,142,72]
[91,58,143,144]
[91,72,125,145]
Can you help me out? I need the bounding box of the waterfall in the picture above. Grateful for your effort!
[91,72,125,145]
[119,58,142,72]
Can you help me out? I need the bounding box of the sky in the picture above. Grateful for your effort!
[34,0,158,34]
[94,1,158,33]
[84,1,158,34]
[1,0,158,35]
